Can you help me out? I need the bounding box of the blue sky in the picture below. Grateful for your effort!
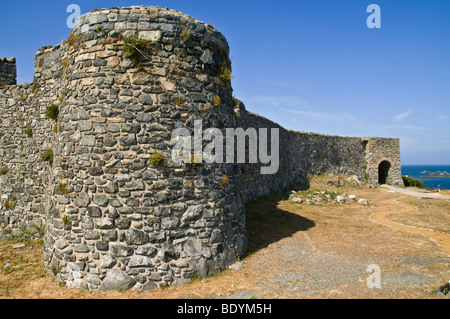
[0,0,449,165]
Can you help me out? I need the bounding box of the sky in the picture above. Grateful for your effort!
[0,0,449,165]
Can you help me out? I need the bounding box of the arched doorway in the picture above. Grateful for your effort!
[378,161,391,185]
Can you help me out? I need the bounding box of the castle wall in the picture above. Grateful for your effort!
[0,5,403,291]
[235,103,370,202]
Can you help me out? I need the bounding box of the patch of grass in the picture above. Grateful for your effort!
[149,151,164,166]
[181,27,193,42]
[56,183,70,195]
[174,97,184,106]
[189,271,203,282]
[0,166,8,175]
[123,35,152,71]
[219,64,233,82]
[2,199,16,210]
[190,154,200,168]
[24,127,33,137]
[62,215,71,225]
[45,104,59,122]
[212,95,221,107]
[41,149,54,165]
[220,175,229,187]
[67,31,81,50]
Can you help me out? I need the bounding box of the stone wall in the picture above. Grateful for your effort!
[234,102,401,202]
[0,58,17,86]
[0,5,403,291]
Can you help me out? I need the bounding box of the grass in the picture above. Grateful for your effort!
[149,151,164,166]
[24,127,33,137]
[41,149,54,165]
[212,95,221,107]
[45,104,59,122]
[220,175,229,187]
[181,27,193,42]
[122,35,152,71]
[56,183,70,195]
[67,31,81,50]
[219,64,233,82]
[0,239,48,297]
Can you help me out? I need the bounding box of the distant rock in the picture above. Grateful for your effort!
[336,195,346,203]
[358,198,370,206]
[292,197,303,203]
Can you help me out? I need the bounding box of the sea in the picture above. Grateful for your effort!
[401,165,450,190]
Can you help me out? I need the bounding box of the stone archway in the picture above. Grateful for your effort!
[378,160,391,185]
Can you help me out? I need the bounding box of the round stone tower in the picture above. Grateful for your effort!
[42,6,247,291]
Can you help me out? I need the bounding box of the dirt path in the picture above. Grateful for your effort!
[370,196,450,256]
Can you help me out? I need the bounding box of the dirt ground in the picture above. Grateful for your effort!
[1,175,449,299]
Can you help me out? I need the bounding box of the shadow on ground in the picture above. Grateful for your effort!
[244,195,315,256]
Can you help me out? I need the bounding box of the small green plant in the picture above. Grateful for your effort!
[41,149,54,165]
[62,57,69,71]
[190,154,200,168]
[31,223,45,237]
[67,31,81,49]
[45,104,59,122]
[2,199,16,210]
[62,215,71,224]
[0,166,8,175]
[219,64,233,82]
[149,151,164,166]
[24,127,33,137]
[174,97,184,106]
[57,182,70,195]
[220,174,229,187]
[190,271,203,282]
[181,27,193,42]
[212,95,221,107]
[402,176,425,189]
[0,222,12,235]
[123,35,152,70]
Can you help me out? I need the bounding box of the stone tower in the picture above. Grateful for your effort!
[41,6,247,291]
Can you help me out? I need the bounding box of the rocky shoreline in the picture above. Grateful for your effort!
[421,170,450,178]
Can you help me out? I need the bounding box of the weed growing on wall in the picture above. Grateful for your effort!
[149,151,164,166]
[219,64,233,82]
[41,149,54,165]
[45,104,59,122]
[123,35,152,70]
